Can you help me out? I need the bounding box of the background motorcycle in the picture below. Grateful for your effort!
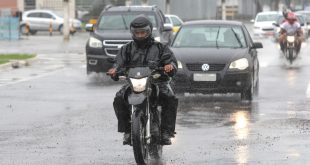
[282,34,300,64]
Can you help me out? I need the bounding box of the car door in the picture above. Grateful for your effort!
[26,12,41,30]
[39,12,54,31]
[243,25,259,82]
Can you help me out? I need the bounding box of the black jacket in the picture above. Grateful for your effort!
[114,40,178,81]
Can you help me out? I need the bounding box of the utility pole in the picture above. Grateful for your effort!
[222,0,226,20]
[165,0,171,14]
[63,0,70,41]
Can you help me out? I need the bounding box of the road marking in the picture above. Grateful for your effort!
[307,82,310,98]
[0,68,64,87]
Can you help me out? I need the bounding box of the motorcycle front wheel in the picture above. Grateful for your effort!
[132,108,148,165]
[288,48,294,64]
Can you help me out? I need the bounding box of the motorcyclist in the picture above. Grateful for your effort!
[279,12,304,53]
[107,15,178,145]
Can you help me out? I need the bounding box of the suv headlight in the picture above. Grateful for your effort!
[130,78,147,92]
[89,37,102,48]
[229,58,249,70]
[177,61,183,69]
[154,37,161,42]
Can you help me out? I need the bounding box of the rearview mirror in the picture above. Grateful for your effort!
[85,24,94,32]
[163,24,173,32]
[252,42,263,49]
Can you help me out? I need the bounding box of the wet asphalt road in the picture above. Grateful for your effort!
[1,30,310,164]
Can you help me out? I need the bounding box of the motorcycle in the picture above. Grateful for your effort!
[282,34,300,64]
[110,62,166,165]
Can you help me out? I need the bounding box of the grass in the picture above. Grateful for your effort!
[0,54,36,65]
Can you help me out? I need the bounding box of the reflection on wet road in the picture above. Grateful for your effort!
[1,31,310,164]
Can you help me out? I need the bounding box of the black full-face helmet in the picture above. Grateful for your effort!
[130,15,153,46]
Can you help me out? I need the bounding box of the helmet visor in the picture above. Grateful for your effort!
[130,25,151,39]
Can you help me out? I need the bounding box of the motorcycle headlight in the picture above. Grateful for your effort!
[89,37,102,48]
[287,36,295,43]
[177,61,183,69]
[154,37,161,42]
[229,58,249,70]
[130,78,147,92]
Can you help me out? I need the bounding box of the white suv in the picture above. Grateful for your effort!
[20,10,82,35]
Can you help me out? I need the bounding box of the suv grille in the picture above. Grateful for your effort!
[103,40,131,56]
[186,64,226,71]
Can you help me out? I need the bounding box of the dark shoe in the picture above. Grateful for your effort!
[161,131,172,145]
[123,133,131,145]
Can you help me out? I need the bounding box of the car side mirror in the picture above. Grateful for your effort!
[272,23,279,27]
[252,42,263,49]
[163,24,173,32]
[85,24,94,32]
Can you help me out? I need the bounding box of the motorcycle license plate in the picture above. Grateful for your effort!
[193,73,216,81]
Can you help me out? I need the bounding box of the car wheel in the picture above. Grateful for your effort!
[241,78,253,101]
[254,77,259,96]
[59,25,63,34]
[30,30,37,35]
[86,64,91,75]
[20,25,27,34]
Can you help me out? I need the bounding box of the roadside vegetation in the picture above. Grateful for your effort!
[0,54,36,65]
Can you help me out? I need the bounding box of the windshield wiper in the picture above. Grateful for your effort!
[121,15,128,30]
[215,27,220,49]
[231,28,242,48]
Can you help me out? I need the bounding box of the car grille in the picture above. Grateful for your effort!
[186,63,226,71]
[262,28,274,31]
[103,40,131,56]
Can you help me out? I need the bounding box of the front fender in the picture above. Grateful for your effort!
[128,93,147,105]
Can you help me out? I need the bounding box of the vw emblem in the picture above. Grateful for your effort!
[201,64,210,72]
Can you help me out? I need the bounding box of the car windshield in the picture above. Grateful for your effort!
[172,26,247,48]
[256,14,279,22]
[97,13,157,30]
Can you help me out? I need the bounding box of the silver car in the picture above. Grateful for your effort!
[20,10,82,35]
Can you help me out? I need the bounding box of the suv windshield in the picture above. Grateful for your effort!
[97,13,157,30]
[172,26,247,48]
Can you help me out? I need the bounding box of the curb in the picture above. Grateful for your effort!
[0,56,38,70]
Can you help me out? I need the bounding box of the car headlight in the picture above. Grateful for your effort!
[229,58,249,70]
[154,37,161,42]
[177,61,183,69]
[89,37,102,48]
[130,78,147,93]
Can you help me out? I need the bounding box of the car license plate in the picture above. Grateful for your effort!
[193,74,216,81]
